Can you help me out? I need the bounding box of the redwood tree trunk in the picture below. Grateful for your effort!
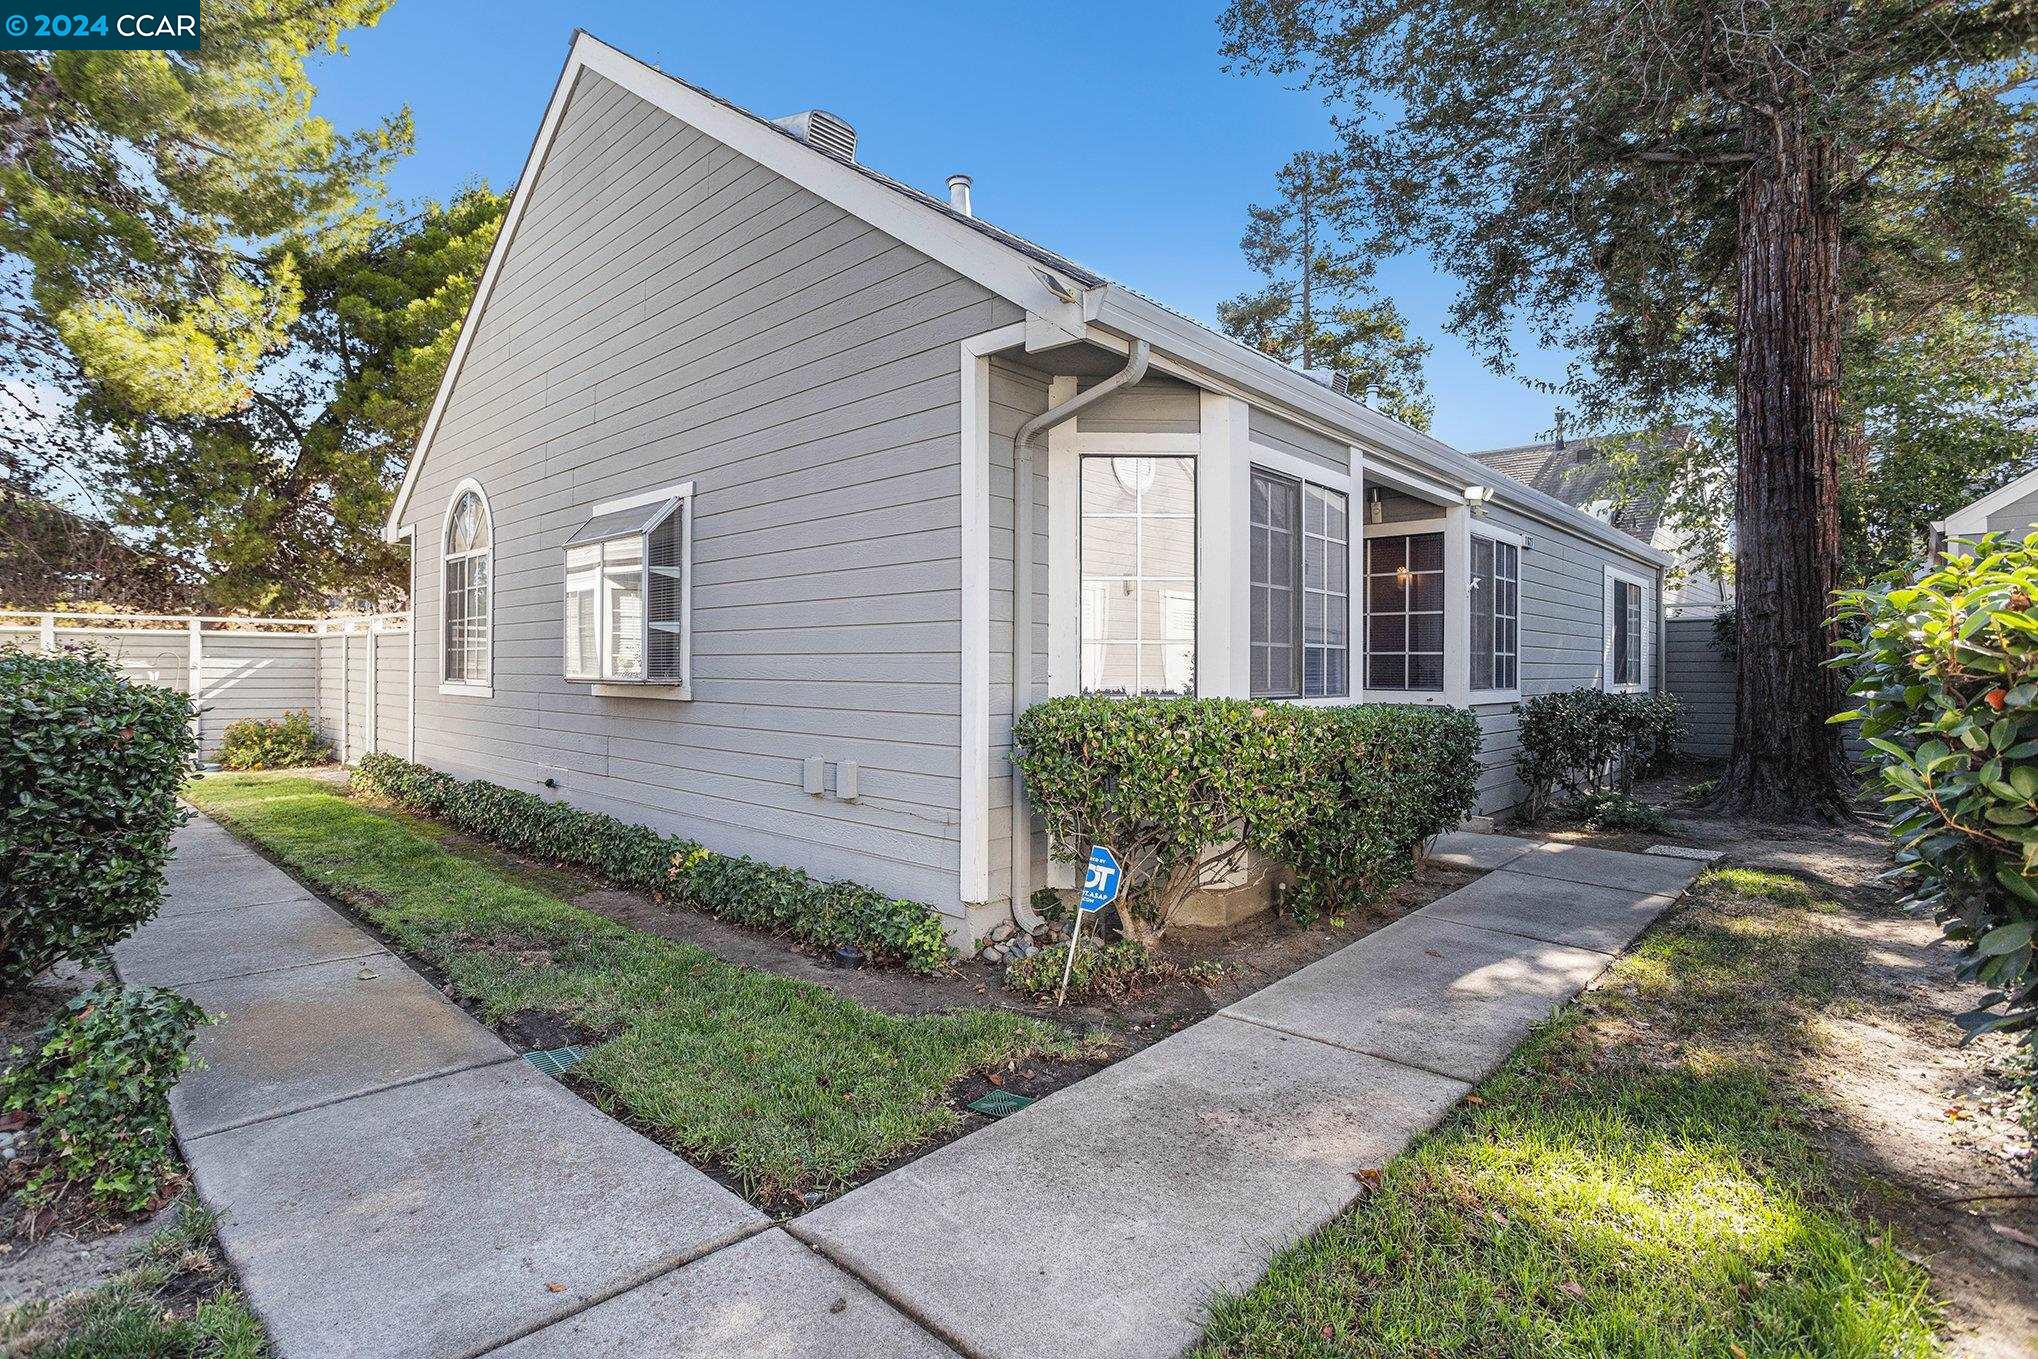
[1718,109,1851,821]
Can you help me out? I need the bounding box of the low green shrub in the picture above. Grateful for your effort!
[1561,790,1669,833]
[1515,688,1682,823]
[351,754,950,973]
[3,984,210,1214]
[216,710,332,770]
[1011,697,1480,945]
[1834,533,2038,1060]
[1003,938,1155,1002]
[0,649,196,986]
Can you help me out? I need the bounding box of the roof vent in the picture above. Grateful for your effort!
[947,174,973,217]
[773,109,856,162]
[1300,366,1354,399]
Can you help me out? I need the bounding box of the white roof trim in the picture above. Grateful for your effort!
[1944,465,2038,535]
[384,30,1670,570]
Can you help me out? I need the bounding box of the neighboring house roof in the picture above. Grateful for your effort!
[1940,463,2038,537]
[384,30,1669,570]
[1471,434,1684,545]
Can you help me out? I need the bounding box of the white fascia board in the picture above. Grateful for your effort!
[1944,466,2038,535]
[1088,289,1672,569]
[385,30,1087,540]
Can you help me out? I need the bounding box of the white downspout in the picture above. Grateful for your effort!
[1007,338,1151,920]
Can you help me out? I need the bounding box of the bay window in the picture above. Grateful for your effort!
[563,485,691,690]
[1080,455,1195,697]
[1250,469,1348,698]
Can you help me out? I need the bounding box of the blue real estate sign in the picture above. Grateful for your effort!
[1079,845,1122,914]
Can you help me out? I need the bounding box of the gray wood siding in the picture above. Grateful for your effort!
[375,631,411,755]
[1469,503,1661,814]
[1073,375,1200,434]
[1248,406,1349,475]
[396,70,1017,921]
[1984,487,2038,536]
[1666,616,1733,759]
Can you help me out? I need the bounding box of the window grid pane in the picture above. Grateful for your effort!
[1612,578,1643,686]
[1081,456,1195,697]
[1249,470,1300,698]
[1301,484,1348,697]
[1365,531,1444,693]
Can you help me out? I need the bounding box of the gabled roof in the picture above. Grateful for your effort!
[1943,463,2038,535]
[1472,433,1688,544]
[384,31,1668,569]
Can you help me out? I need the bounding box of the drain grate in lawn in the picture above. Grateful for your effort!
[183,774,1093,1209]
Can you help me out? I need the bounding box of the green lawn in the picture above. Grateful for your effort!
[1192,868,1941,1359]
[183,773,1086,1204]
[2,1199,269,1358]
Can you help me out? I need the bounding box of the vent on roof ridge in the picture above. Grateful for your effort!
[773,109,856,162]
[1300,366,1354,399]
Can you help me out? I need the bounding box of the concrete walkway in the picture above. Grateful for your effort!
[119,815,951,1359]
[126,814,1698,1359]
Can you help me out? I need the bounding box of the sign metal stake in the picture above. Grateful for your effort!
[1057,844,1122,1008]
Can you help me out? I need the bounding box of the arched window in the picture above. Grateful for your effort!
[442,483,491,690]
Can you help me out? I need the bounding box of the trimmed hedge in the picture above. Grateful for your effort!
[1,649,196,986]
[1515,688,1681,823]
[218,710,332,770]
[351,754,950,973]
[1012,697,1480,942]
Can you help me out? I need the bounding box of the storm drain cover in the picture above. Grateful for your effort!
[523,1046,588,1078]
[967,1090,1035,1119]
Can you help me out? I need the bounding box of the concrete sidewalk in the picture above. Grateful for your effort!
[790,832,1700,1359]
[130,812,1697,1359]
[120,814,952,1359]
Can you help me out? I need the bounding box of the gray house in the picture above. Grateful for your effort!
[383,32,1671,947]
[1936,466,2038,554]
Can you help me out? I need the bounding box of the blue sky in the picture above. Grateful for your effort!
[309,0,1571,451]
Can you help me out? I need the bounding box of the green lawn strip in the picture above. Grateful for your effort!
[2,1198,269,1358]
[182,773,1085,1204]
[1193,868,1940,1359]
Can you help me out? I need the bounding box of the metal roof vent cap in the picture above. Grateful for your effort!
[947,174,972,217]
[773,109,856,162]
[1300,366,1353,399]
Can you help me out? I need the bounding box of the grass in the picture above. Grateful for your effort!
[1,1198,269,1358]
[182,773,1087,1204]
[1192,867,1941,1359]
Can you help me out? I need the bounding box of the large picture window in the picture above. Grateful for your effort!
[1471,535,1519,692]
[1250,469,1348,698]
[563,487,690,689]
[1365,531,1444,692]
[1080,456,1195,697]
[442,485,491,689]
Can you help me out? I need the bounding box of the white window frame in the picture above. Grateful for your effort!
[1077,453,1198,698]
[1249,466,1353,702]
[565,480,694,701]
[1470,523,1525,702]
[439,478,493,698]
[1603,563,1650,693]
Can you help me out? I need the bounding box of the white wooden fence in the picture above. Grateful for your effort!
[2,611,412,762]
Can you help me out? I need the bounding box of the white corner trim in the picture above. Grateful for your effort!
[1603,563,1651,692]
[959,322,1026,910]
[439,478,494,693]
[1199,392,1250,699]
[1045,376,1081,701]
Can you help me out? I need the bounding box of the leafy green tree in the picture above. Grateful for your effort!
[88,187,507,610]
[1217,151,1433,429]
[0,0,411,602]
[1221,0,2038,821]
